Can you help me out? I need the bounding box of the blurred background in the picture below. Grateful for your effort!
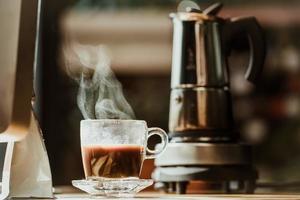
[1,0,300,192]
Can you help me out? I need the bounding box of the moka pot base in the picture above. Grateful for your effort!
[152,142,257,194]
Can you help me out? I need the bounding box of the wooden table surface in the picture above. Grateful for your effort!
[10,192,300,200]
[10,186,300,200]
[54,193,300,200]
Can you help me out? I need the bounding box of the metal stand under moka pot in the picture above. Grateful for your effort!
[153,3,265,194]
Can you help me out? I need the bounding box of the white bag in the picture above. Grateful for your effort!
[0,112,53,199]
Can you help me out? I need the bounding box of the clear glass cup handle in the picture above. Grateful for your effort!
[145,127,168,159]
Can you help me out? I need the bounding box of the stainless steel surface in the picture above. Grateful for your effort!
[169,8,233,140]
[155,143,252,166]
[169,12,214,23]
[153,166,256,181]
[169,87,234,138]
[154,3,265,194]
[203,2,223,15]
[168,6,265,140]
[171,13,228,88]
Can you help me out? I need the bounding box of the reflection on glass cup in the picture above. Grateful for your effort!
[80,119,168,180]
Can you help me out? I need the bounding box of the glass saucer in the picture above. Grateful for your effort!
[72,178,153,198]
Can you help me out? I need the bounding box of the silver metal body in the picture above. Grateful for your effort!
[153,143,257,194]
[155,143,252,166]
[171,13,228,88]
[169,87,234,140]
[169,13,234,141]
[153,3,265,194]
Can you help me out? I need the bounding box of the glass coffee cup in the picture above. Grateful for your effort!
[80,119,168,180]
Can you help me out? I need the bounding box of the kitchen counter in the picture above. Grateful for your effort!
[12,193,300,200]
[8,186,300,199]
[56,193,300,200]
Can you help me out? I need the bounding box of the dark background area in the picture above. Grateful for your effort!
[36,0,300,187]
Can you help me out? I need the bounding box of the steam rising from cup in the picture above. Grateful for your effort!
[72,44,135,120]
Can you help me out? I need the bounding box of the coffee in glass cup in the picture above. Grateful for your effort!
[80,119,168,180]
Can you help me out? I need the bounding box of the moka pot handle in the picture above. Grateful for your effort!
[222,16,266,84]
